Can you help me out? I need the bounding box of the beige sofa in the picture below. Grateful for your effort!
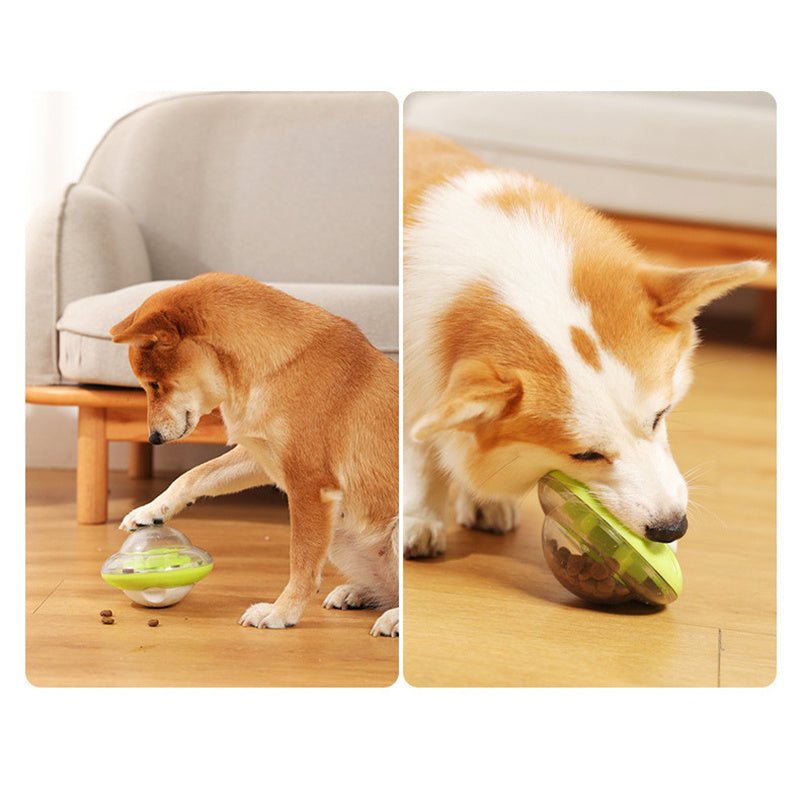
[26,92,399,522]
[404,91,776,338]
[404,91,776,228]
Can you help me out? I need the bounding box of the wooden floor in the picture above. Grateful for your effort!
[26,339,775,688]
[26,472,398,687]
[403,341,776,687]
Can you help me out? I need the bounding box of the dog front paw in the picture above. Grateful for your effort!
[120,500,174,531]
[370,607,399,637]
[323,584,372,609]
[238,602,296,629]
[403,515,446,558]
[455,492,519,534]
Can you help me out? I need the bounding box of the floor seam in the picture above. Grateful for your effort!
[32,580,64,615]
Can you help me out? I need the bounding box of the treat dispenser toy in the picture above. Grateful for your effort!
[538,471,682,606]
[101,525,213,607]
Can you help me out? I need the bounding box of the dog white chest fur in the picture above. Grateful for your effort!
[403,158,764,558]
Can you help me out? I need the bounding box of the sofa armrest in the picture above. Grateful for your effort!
[26,183,152,384]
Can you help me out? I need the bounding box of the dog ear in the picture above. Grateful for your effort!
[639,259,767,326]
[411,359,522,442]
[109,310,181,348]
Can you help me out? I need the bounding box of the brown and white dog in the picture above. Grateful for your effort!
[110,272,399,636]
[403,130,765,558]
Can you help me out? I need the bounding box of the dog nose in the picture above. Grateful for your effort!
[149,431,164,445]
[645,514,688,543]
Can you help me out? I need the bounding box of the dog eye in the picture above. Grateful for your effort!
[569,451,605,462]
[148,382,159,391]
[652,405,671,431]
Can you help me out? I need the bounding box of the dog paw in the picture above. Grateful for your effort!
[323,584,371,610]
[455,492,519,534]
[370,607,399,637]
[403,515,446,558]
[238,602,296,629]
[120,501,173,531]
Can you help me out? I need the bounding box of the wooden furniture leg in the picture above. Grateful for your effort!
[27,386,228,524]
[752,289,777,345]
[77,405,108,524]
[128,442,153,479]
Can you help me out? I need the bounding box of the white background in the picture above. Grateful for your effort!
[6,1,797,797]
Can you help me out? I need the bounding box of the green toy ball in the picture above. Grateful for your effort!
[100,525,213,607]
[538,471,682,606]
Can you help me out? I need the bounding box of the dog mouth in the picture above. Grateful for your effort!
[180,410,195,438]
[149,410,195,445]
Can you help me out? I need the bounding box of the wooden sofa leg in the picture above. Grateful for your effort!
[128,442,153,478]
[77,405,108,524]
[752,288,776,345]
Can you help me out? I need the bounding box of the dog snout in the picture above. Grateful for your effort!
[645,514,688,543]
[149,431,165,445]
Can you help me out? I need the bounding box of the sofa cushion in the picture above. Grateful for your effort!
[404,91,776,229]
[57,280,399,387]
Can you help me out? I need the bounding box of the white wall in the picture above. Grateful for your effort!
[28,92,174,214]
[26,92,229,473]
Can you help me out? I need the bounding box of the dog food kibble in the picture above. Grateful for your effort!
[147,618,159,627]
[545,539,633,603]
[99,609,113,617]
[101,616,115,624]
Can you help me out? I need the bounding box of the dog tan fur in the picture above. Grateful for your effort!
[403,130,766,557]
[110,272,399,636]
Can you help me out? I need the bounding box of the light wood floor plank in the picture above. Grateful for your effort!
[719,629,776,687]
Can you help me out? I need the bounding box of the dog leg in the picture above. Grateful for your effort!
[239,481,336,630]
[120,445,270,530]
[323,516,399,635]
[455,488,519,534]
[403,438,449,558]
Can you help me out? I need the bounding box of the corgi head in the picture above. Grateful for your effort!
[409,174,766,542]
[110,294,225,444]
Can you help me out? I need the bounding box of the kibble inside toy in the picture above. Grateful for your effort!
[538,471,682,606]
[100,525,213,607]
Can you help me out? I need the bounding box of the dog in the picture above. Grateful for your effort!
[403,130,766,559]
[110,272,399,636]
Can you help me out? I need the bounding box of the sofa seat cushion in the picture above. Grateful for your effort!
[57,280,399,387]
[404,92,776,229]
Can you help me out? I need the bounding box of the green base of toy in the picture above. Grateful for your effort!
[101,548,214,591]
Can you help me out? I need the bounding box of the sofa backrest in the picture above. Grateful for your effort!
[79,92,398,284]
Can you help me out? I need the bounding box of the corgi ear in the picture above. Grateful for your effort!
[411,359,522,442]
[109,310,181,348]
[640,259,768,325]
